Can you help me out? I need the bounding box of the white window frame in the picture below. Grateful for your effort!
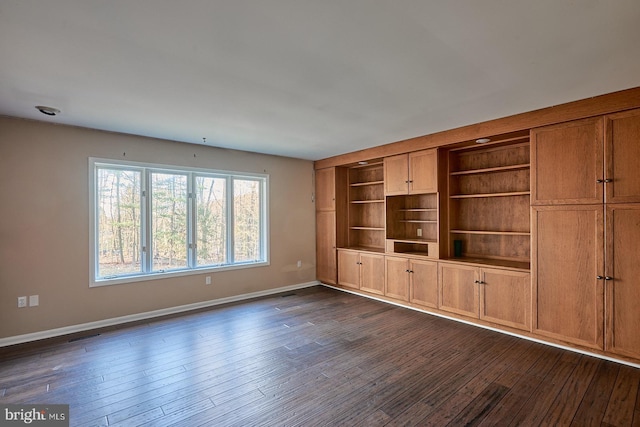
[89,158,269,287]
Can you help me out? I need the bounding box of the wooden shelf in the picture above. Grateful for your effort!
[390,238,437,244]
[386,193,439,256]
[340,245,385,253]
[447,139,531,263]
[451,230,530,236]
[440,257,530,271]
[450,163,530,176]
[350,180,384,187]
[347,161,385,249]
[450,191,530,199]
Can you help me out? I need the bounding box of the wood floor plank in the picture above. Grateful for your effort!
[410,339,529,426]
[570,360,620,427]
[1,286,639,427]
[603,366,640,427]
[503,358,578,425]
[540,355,600,426]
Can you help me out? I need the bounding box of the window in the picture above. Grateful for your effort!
[90,159,268,286]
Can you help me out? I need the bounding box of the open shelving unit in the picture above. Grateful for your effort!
[385,193,440,257]
[346,160,385,252]
[446,133,531,269]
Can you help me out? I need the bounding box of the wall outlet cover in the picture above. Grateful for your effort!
[29,295,39,307]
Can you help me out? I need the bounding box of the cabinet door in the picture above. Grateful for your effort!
[384,154,409,195]
[480,268,531,331]
[338,250,360,289]
[410,259,438,308]
[531,117,604,205]
[315,167,336,211]
[533,205,604,350]
[605,108,640,203]
[316,211,337,284]
[409,149,438,194]
[361,253,385,295]
[605,204,640,358]
[439,263,479,318]
[385,256,409,300]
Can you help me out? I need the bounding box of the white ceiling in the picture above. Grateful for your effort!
[1,1,639,160]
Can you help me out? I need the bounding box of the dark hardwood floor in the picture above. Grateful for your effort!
[1,286,639,426]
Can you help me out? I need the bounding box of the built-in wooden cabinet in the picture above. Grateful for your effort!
[532,205,604,349]
[337,249,384,294]
[385,193,439,258]
[337,249,360,289]
[439,261,531,331]
[479,267,531,331]
[384,149,438,195]
[533,203,640,355]
[315,167,347,284]
[318,89,640,364]
[316,211,337,284]
[316,167,338,211]
[605,204,640,358]
[385,256,411,301]
[605,108,640,204]
[438,262,478,318]
[531,108,640,205]
[531,117,604,205]
[346,161,385,251]
[531,110,640,357]
[446,135,531,269]
[409,258,439,309]
[385,256,438,306]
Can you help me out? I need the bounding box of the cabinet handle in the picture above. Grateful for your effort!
[474,280,485,284]
[604,179,613,183]
[596,275,604,280]
[605,276,613,280]
[405,269,411,273]
[409,270,414,274]
[596,179,604,184]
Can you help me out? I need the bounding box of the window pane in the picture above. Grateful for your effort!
[195,176,227,265]
[151,173,188,271]
[233,179,262,262]
[97,168,142,277]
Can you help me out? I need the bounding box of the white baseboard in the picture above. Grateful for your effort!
[0,281,320,348]
[320,283,640,370]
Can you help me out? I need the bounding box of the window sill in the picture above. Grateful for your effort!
[90,260,269,287]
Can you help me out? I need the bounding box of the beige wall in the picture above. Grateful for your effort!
[0,117,317,339]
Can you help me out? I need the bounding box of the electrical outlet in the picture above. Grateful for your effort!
[205,276,212,285]
[417,228,422,237]
[29,295,39,307]
[297,260,302,268]
[17,296,27,308]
